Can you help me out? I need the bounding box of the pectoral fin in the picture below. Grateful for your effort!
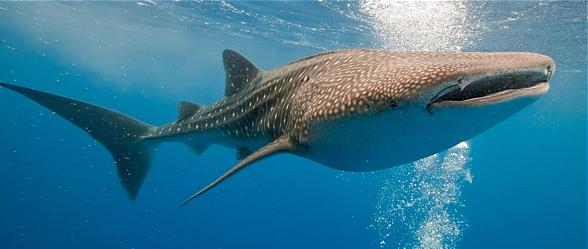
[179,135,297,206]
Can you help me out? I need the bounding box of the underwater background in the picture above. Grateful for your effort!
[0,1,585,249]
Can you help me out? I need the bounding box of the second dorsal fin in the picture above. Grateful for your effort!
[223,49,262,96]
[177,101,201,121]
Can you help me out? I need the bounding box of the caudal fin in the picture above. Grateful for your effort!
[0,82,156,200]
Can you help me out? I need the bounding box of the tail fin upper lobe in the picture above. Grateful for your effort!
[0,82,156,200]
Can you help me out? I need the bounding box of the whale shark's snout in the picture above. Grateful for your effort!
[426,53,555,112]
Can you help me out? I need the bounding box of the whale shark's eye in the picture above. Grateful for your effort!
[457,76,465,84]
[389,100,398,109]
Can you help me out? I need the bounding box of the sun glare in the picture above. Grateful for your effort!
[360,0,472,52]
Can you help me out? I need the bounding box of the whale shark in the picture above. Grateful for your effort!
[0,49,555,206]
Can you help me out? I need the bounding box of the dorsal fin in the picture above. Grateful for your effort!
[223,49,262,96]
[177,101,201,121]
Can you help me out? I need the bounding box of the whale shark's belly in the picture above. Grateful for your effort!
[301,110,446,171]
[300,99,535,172]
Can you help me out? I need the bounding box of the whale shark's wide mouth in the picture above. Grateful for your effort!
[428,71,550,109]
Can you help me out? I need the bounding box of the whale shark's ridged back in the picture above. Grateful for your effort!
[0,82,155,200]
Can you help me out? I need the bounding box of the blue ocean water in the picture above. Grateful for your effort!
[0,1,585,249]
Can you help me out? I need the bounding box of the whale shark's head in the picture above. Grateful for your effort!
[299,50,555,171]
